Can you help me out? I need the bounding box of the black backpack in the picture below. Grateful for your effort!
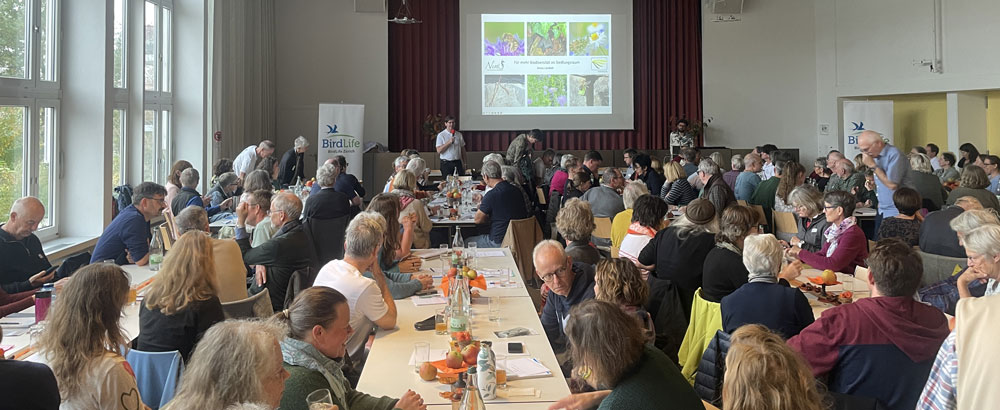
[113,184,133,218]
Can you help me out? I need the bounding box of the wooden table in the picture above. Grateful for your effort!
[357,248,570,407]
[4,264,157,360]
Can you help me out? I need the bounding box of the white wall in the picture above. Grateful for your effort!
[704,0,1000,159]
[274,0,388,177]
[701,0,819,157]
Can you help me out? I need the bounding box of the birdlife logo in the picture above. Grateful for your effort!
[847,121,864,145]
[321,124,361,149]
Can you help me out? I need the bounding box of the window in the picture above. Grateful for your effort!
[112,108,126,187]
[142,0,172,184]
[0,0,59,238]
[113,0,127,88]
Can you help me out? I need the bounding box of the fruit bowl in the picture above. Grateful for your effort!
[807,276,841,286]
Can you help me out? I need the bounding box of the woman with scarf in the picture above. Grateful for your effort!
[721,234,814,339]
[619,195,669,279]
[787,190,869,274]
[700,205,760,303]
[274,287,427,410]
[391,170,432,249]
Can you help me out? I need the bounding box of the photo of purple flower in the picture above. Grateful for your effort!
[483,22,526,56]
[526,75,567,107]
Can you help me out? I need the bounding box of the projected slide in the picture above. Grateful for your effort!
[482,15,611,116]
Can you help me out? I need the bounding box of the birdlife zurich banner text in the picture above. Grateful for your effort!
[318,103,365,176]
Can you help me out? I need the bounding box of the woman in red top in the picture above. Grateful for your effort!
[787,190,868,274]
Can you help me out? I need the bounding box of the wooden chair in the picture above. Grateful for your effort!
[737,199,748,207]
[162,210,178,240]
[773,211,798,242]
[536,187,547,205]
[749,204,768,228]
[610,246,620,258]
[592,217,613,252]
[158,225,174,251]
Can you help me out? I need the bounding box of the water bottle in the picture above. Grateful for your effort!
[458,368,486,410]
[34,286,52,323]
[477,341,497,399]
[148,230,164,271]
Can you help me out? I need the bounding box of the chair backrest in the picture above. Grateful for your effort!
[773,211,798,235]
[284,267,317,309]
[593,217,613,240]
[221,288,273,319]
[158,225,174,251]
[502,217,544,285]
[125,349,184,409]
[736,199,748,207]
[610,246,620,258]
[536,186,547,205]
[162,210,178,241]
[750,204,767,226]
[919,250,968,287]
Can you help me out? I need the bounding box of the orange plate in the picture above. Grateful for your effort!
[807,276,841,286]
[430,358,468,375]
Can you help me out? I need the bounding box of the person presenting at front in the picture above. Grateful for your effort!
[535,240,596,354]
[171,168,233,216]
[233,140,277,181]
[669,119,696,158]
[786,191,868,274]
[91,182,167,266]
[235,191,312,311]
[312,211,398,366]
[858,130,913,230]
[278,136,310,188]
[470,160,528,248]
[435,116,466,177]
[136,231,225,362]
[721,235,812,340]
[788,239,949,410]
[0,197,57,294]
[274,287,427,410]
[506,129,543,192]
[36,264,143,410]
[550,300,702,410]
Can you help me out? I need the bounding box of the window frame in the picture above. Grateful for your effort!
[141,0,172,185]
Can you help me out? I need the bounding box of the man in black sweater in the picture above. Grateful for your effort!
[235,191,312,310]
[0,197,55,294]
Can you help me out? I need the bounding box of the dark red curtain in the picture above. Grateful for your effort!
[387,0,702,152]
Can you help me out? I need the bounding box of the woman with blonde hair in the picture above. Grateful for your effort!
[723,324,826,410]
[391,170,433,249]
[662,161,697,207]
[560,300,702,409]
[556,198,601,265]
[611,181,650,248]
[274,287,427,410]
[137,230,225,361]
[37,263,141,409]
[163,320,290,410]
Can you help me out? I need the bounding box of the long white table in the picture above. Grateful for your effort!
[357,248,570,407]
[794,268,871,318]
[3,264,157,360]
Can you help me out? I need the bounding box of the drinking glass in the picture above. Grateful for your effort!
[306,388,334,410]
[495,354,508,389]
[413,342,430,373]
[468,242,478,269]
[440,244,450,272]
[435,309,448,335]
[488,297,501,322]
[127,284,139,306]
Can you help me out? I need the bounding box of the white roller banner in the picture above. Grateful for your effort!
[318,103,365,175]
[843,101,894,158]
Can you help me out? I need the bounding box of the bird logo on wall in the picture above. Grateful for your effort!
[326,124,339,134]
[851,121,864,131]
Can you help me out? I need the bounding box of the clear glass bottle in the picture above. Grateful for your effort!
[448,276,470,335]
[458,368,487,410]
[148,229,164,271]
